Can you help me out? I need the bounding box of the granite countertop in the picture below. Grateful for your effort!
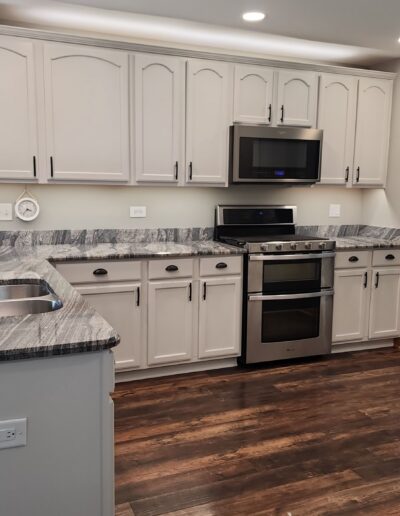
[0,241,244,362]
[334,237,400,250]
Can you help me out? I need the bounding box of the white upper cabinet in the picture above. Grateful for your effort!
[0,38,38,180]
[276,70,318,127]
[134,54,185,183]
[186,59,233,184]
[353,78,393,186]
[43,43,130,182]
[233,65,274,124]
[318,74,358,185]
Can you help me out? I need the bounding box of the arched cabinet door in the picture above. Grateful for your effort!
[43,43,129,182]
[276,70,318,127]
[318,74,358,185]
[353,78,393,186]
[233,64,274,124]
[134,53,185,183]
[0,38,38,180]
[186,59,233,184]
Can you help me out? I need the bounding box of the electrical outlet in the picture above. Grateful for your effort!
[0,419,27,449]
[130,206,147,218]
[329,204,341,218]
[0,203,12,221]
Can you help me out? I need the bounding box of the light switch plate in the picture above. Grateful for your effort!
[130,206,147,218]
[329,204,341,218]
[0,418,27,449]
[0,203,13,221]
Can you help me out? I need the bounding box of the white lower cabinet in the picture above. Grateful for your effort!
[58,256,243,377]
[76,283,142,371]
[333,251,400,349]
[198,277,242,358]
[369,268,400,339]
[332,269,368,343]
[147,279,194,365]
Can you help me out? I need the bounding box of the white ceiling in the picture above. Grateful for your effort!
[1,0,400,66]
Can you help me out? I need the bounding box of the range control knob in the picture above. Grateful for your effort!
[290,243,297,250]
[305,242,312,250]
[275,243,283,251]
[319,242,326,250]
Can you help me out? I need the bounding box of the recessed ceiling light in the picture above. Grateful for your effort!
[242,11,266,22]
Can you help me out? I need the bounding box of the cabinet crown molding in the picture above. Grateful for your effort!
[0,24,396,80]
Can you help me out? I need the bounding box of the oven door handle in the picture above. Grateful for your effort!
[248,289,334,302]
[249,252,336,261]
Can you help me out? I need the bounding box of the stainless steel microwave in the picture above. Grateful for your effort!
[229,125,323,184]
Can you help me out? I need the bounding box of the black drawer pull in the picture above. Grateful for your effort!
[216,262,228,269]
[165,265,179,272]
[93,268,108,276]
[349,256,359,262]
[386,254,395,260]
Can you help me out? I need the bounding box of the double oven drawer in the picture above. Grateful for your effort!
[245,251,335,363]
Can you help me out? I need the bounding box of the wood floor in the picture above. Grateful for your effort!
[114,348,400,515]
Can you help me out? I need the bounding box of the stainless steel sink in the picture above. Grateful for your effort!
[0,280,63,317]
[0,298,63,317]
[0,281,51,301]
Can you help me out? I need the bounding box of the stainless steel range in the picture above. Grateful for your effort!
[215,205,336,364]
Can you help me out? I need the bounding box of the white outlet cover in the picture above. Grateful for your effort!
[329,204,341,218]
[130,206,147,218]
[0,418,27,449]
[0,203,13,221]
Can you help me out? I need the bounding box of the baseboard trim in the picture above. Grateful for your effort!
[332,339,394,354]
[115,358,238,382]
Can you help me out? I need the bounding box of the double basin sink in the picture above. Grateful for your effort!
[0,280,63,317]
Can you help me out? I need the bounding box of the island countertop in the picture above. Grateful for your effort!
[0,241,244,361]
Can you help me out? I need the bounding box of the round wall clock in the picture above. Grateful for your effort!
[15,197,40,222]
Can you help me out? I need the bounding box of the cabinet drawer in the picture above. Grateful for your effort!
[335,251,371,269]
[200,256,242,277]
[56,260,141,284]
[148,258,193,279]
[373,249,400,267]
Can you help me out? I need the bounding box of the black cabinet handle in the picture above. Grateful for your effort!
[93,268,108,276]
[174,161,178,180]
[280,105,284,123]
[33,156,37,178]
[268,104,272,123]
[203,282,207,300]
[385,254,395,261]
[356,166,360,182]
[188,282,192,302]
[189,162,193,180]
[165,264,178,272]
[50,156,54,178]
[216,262,228,269]
[375,272,380,288]
[349,256,359,263]
[364,271,368,288]
[136,286,140,307]
[345,166,349,182]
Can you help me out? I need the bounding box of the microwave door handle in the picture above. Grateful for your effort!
[248,289,334,302]
[249,252,336,261]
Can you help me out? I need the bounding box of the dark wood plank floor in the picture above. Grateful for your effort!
[114,348,400,515]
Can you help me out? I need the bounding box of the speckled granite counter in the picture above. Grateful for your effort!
[334,237,400,250]
[0,241,244,361]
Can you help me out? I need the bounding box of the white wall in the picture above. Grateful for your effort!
[0,183,363,230]
[362,58,400,227]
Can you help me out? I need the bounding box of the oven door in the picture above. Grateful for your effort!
[246,290,333,363]
[248,252,335,294]
[230,125,322,184]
